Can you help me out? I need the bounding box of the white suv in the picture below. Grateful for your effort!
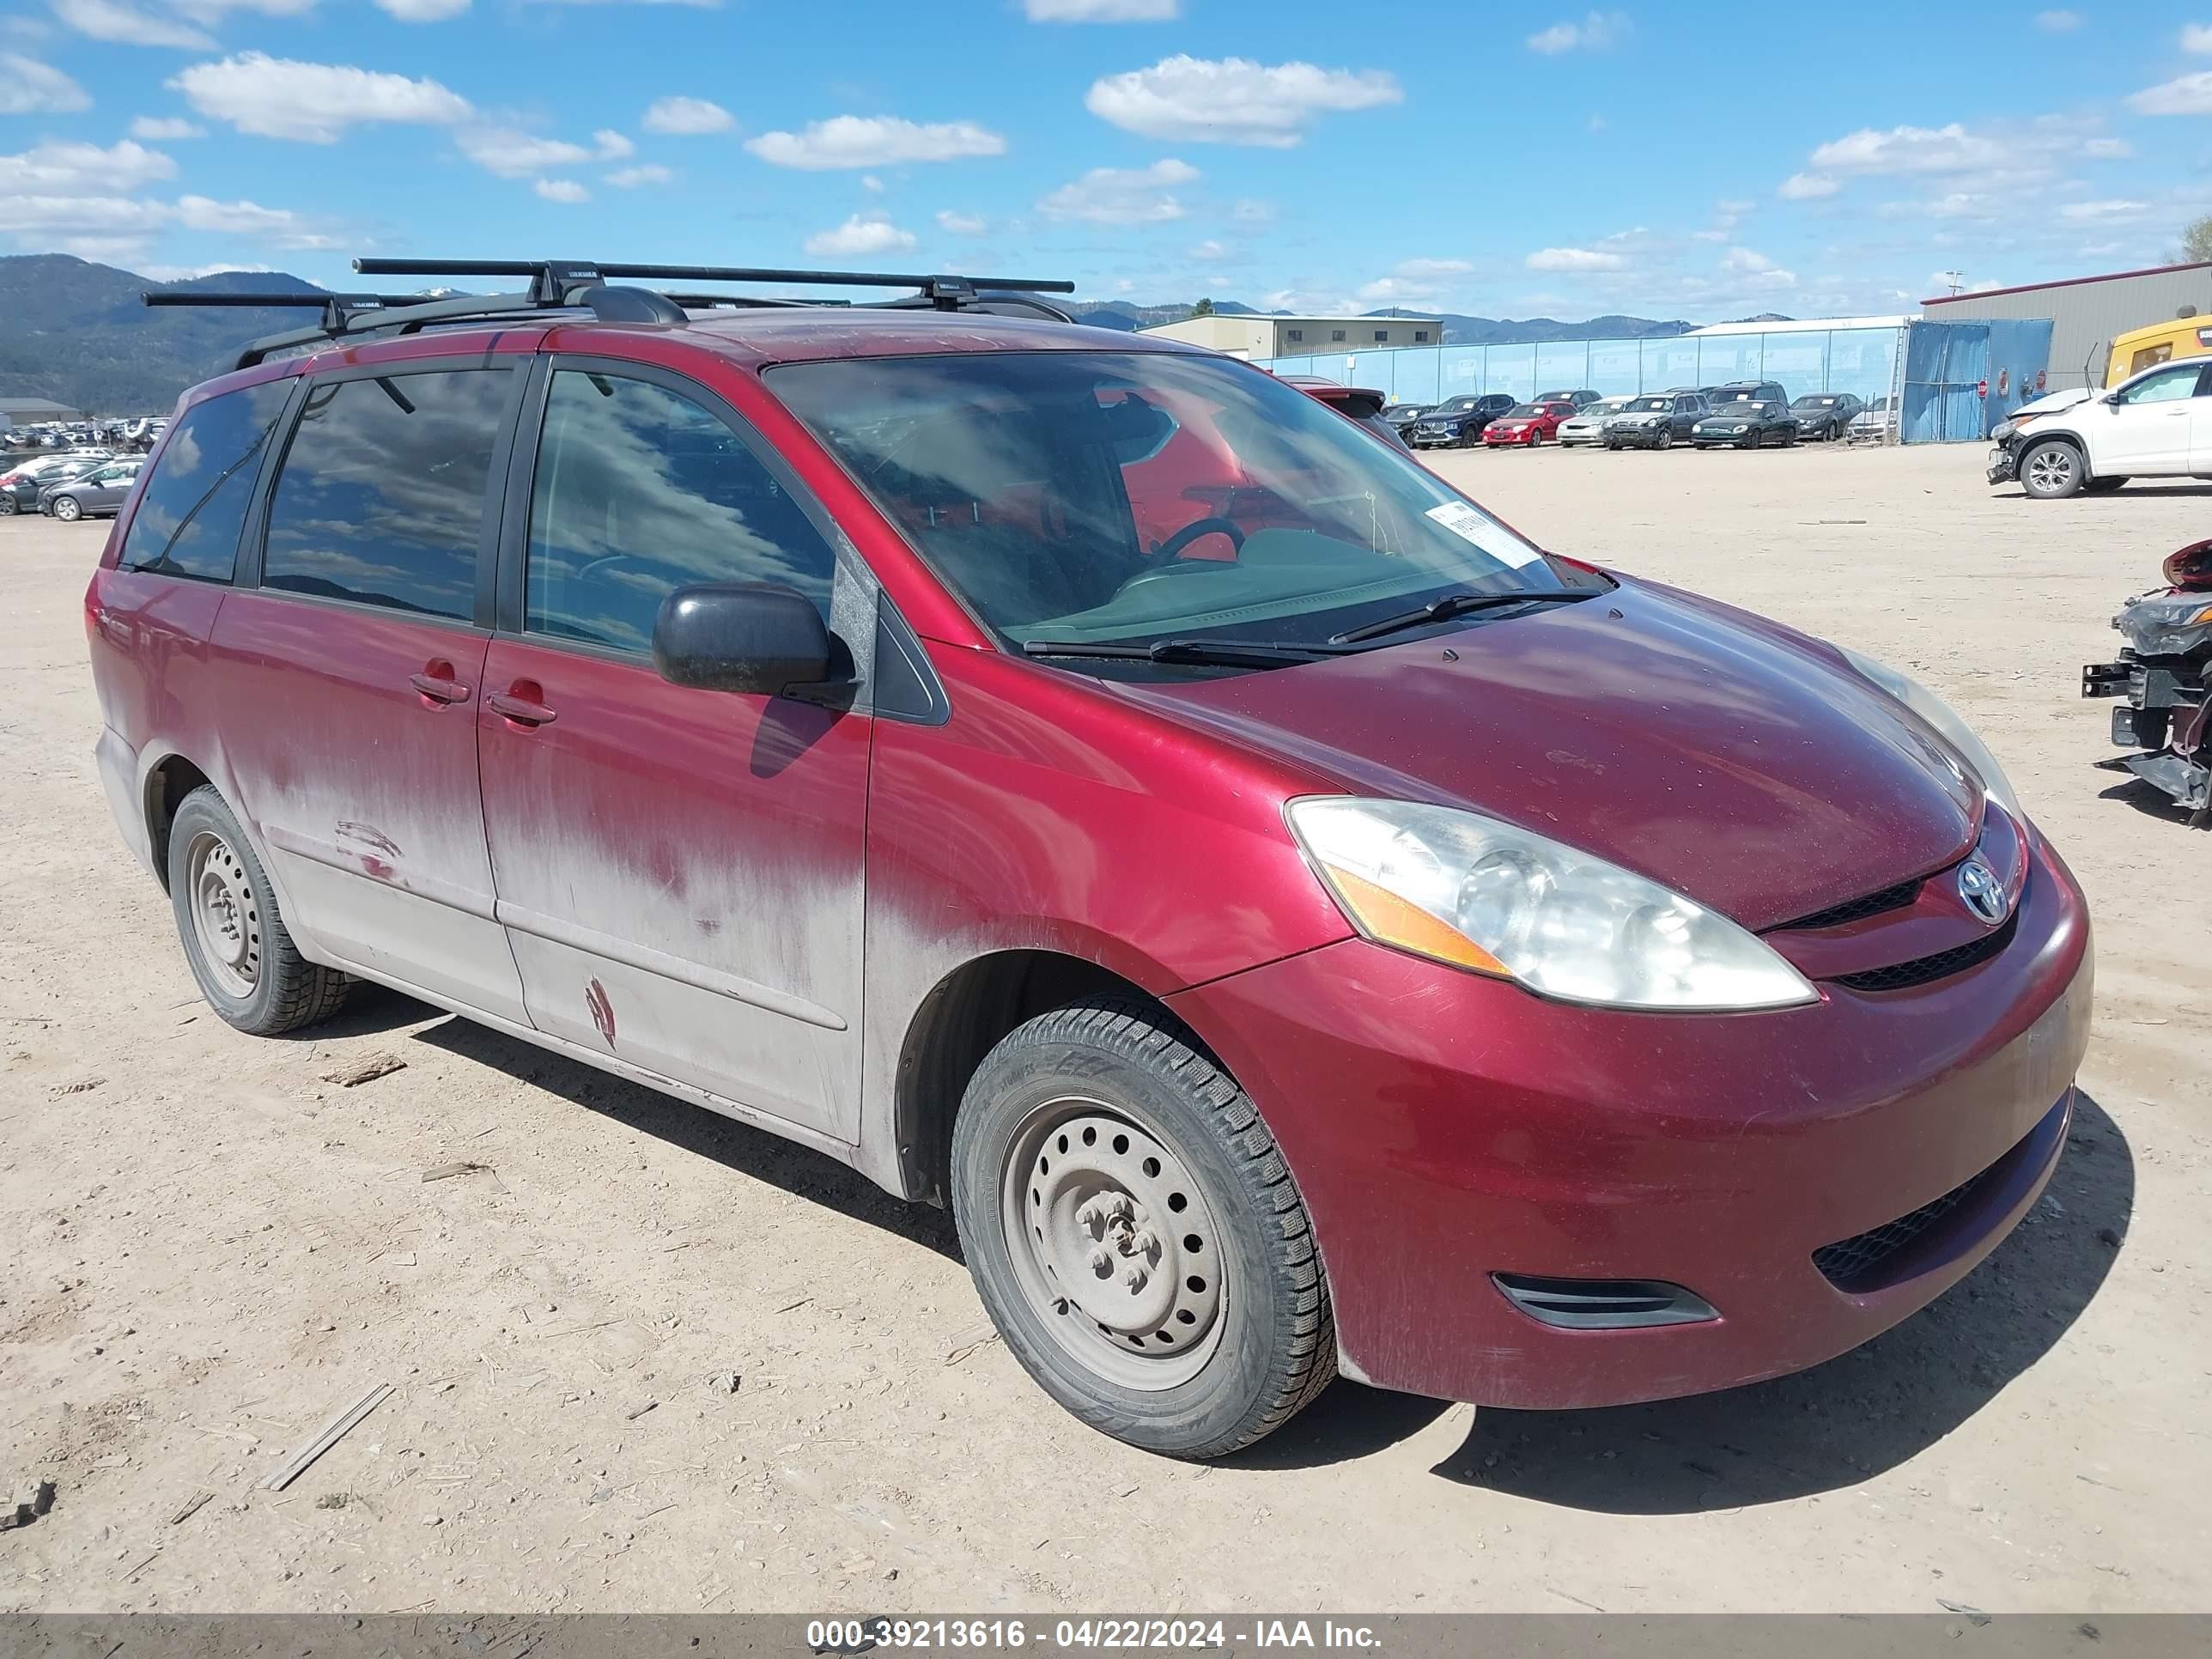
[1990,359,2212,498]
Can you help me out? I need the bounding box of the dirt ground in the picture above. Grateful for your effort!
[3,440,2207,1615]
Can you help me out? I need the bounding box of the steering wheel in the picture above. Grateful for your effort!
[1153,516,1246,562]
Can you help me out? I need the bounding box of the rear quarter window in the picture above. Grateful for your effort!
[118,380,292,583]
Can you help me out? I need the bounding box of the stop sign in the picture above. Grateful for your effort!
[1976,379,1989,398]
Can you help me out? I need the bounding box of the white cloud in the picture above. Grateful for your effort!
[51,0,215,48]
[2131,71,2212,114]
[1037,157,1197,225]
[1778,170,1838,199]
[593,129,633,158]
[2035,9,2081,30]
[172,0,315,20]
[1395,257,1472,277]
[860,173,884,192]
[1525,246,1624,271]
[0,182,329,254]
[0,52,89,113]
[935,209,988,234]
[1721,246,1795,288]
[374,0,470,16]
[803,212,917,256]
[0,138,175,194]
[2083,137,2133,158]
[534,178,588,203]
[641,94,733,134]
[1085,55,1401,147]
[1188,238,1227,261]
[2185,22,2212,52]
[605,163,671,187]
[1527,10,1630,53]
[129,115,204,139]
[2058,198,2151,222]
[1024,0,1176,16]
[141,260,274,281]
[459,126,592,177]
[1357,276,1452,303]
[170,53,472,142]
[173,193,304,234]
[747,114,1006,168]
[1809,122,2008,174]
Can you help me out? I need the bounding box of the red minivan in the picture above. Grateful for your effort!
[88,264,2092,1459]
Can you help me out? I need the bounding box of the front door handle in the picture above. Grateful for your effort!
[488,688,559,726]
[410,663,471,705]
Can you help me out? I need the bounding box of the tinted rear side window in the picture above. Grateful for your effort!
[262,368,509,621]
[118,380,291,583]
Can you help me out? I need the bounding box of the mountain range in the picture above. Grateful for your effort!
[0,253,1747,416]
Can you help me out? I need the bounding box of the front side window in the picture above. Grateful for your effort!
[262,368,509,620]
[769,349,1579,671]
[118,380,291,583]
[2118,364,2205,405]
[525,370,836,653]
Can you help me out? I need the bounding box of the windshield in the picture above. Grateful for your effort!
[1621,397,1670,413]
[1435,397,1478,412]
[1503,404,1547,419]
[1794,396,1840,409]
[770,350,1577,669]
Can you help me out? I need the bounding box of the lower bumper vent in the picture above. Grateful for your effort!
[1492,1274,1717,1330]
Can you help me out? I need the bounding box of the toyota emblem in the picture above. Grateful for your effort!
[1957,859,2008,927]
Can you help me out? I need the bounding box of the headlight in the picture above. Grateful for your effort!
[1836,646,2021,818]
[1285,798,1817,1012]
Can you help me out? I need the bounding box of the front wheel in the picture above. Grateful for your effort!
[0,495,16,516]
[1655,428,1674,451]
[2019,438,2086,499]
[51,495,82,522]
[1527,428,1544,447]
[951,998,1335,1460]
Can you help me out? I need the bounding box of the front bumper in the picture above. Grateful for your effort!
[1168,828,2092,1410]
[1607,426,1670,448]
[1986,443,2018,484]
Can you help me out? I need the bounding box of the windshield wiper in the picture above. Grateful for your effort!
[1329,587,1595,646]
[1023,637,1361,669]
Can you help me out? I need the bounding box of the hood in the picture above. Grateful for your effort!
[1111,580,1980,931]
[2010,386,2092,418]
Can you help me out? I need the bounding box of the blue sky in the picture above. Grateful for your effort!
[5,2,2212,320]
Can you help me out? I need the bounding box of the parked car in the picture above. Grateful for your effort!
[1705,380,1790,410]
[2081,537,2212,817]
[1603,389,1710,450]
[1291,381,1410,451]
[100,262,2088,1460]
[1381,402,1431,439]
[1409,392,1516,448]
[1848,396,1898,442]
[43,458,143,521]
[1556,396,1632,447]
[0,455,100,514]
[1790,393,1863,441]
[1692,400,1799,449]
[1481,399,1579,447]
[1987,358,2212,499]
[1534,388,1604,409]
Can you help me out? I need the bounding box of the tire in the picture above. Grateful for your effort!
[167,785,350,1036]
[52,495,81,522]
[1527,428,1544,447]
[1655,427,1674,451]
[2019,438,2086,499]
[2083,476,2128,494]
[0,495,15,516]
[950,997,1335,1460]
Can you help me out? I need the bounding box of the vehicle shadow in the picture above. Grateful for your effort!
[1421,1089,2132,1512]
[2098,777,2204,827]
[384,991,963,1262]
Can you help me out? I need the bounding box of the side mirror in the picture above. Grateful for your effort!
[652,582,836,696]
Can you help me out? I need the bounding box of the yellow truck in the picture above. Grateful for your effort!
[2107,314,2212,383]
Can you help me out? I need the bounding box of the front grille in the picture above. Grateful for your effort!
[1832,911,2016,993]
[1814,1161,1998,1292]
[1784,878,1922,932]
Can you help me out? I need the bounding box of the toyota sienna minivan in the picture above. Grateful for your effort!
[86,262,2092,1459]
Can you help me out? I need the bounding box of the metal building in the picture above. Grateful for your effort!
[1921,260,2212,392]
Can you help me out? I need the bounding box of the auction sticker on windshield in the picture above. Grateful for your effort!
[1425,500,1541,568]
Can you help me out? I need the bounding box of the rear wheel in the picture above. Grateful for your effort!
[167,786,350,1036]
[951,998,1334,1459]
[2020,438,2086,499]
[0,495,15,516]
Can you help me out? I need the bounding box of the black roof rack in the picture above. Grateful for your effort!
[144,257,1080,370]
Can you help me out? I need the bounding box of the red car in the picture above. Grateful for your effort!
[1482,398,1579,447]
[88,260,2091,1461]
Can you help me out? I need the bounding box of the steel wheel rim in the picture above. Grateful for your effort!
[186,829,261,999]
[1000,1094,1228,1392]
[2027,448,2075,494]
